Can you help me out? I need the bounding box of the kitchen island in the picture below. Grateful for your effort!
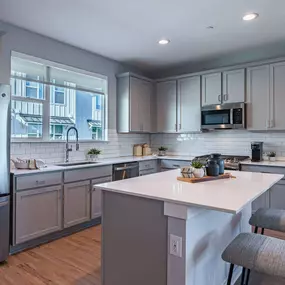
[96,170,283,285]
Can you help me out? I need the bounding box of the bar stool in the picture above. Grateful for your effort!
[249,208,285,235]
[222,233,285,285]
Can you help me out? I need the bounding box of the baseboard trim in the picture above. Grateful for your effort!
[10,218,101,255]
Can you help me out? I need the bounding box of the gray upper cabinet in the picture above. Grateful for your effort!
[270,62,285,130]
[177,76,201,132]
[246,65,270,130]
[15,185,62,244]
[222,69,245,103]
[64,180,90,228]
[117,73,154,133]
[202,72,222,106]
[156,80,177,132]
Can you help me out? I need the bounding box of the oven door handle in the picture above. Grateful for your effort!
[230,109,234,125]
[114,165,138,171]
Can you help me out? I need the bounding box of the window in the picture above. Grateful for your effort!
[11,53,107,141]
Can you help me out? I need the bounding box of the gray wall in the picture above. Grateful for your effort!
[0,21,145,130]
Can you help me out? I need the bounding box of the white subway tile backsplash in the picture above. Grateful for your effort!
[11,129,149,164]
[150,130,285,158]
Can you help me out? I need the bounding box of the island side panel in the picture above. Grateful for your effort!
[102,191,168,285]
[166,204,252,285]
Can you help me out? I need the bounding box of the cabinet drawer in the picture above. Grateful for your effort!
[92,176,112,185]
[16,172,62,191]
[241,164,285,176]
[139,160,157,171]
[64,165,112,183]
[160,159,191,169]
[139,169,156,176]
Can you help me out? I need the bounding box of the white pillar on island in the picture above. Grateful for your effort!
[165,202,251,285]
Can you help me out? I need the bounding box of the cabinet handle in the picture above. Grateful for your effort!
[223,94,228,101]
[36,180,46,185]
[179,124,181,130]
[218,95,221,102]
[175,124,177,131]
[266,120,270,129]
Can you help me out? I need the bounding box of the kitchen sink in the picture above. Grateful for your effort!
[56,161,100,167]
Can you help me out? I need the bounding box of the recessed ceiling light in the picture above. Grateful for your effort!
[243,13,259,21]
[206,26,214,29]
[158,39,170,45]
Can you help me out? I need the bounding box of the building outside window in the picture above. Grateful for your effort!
[10,53,107,141]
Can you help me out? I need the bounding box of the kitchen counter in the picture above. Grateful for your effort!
[10,155,194,176]
[241,159,285,168]
[97,169,283,214]
[99,169,283,285]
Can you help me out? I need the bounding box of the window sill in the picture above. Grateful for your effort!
[11,139,109,143]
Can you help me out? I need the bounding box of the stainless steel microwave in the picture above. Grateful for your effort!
[201,103,246,130]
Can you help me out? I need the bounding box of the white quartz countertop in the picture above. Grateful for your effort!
[10,155,194,176]
[241,159,285,168]
[96,170,283,214]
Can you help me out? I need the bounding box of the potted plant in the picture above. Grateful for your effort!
[191,161,205,178]
[87,148,102,161]
[267,151,276,162]
[158,146,168,156]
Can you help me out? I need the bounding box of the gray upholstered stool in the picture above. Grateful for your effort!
[249,208,285,234]
[222,233,285,285]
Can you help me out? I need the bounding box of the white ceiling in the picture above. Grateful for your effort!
[0,0,285,71]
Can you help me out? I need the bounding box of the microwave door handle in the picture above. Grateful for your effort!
[230,109,234,125]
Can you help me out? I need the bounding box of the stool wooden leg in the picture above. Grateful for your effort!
[227,264,234,285]
[245,269,251,285]
[261,228,264,235]
[241,268,246,285]
[254,226,258,234]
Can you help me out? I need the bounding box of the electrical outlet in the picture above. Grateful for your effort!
[169,234,182,257]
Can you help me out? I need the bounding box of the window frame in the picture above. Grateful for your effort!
[11,53,108,143]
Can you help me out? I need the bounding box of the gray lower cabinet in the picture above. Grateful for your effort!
[15,185,62,244]
[64,180,90,228]
[252,192,270,213]
[91,176,112,219]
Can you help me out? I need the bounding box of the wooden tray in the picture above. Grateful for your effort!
[177,173,236,183]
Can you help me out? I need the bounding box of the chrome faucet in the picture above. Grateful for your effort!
[65,126,79,162]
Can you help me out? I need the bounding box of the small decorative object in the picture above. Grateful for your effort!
[191,161,205,178]
[208,153,224,174]
[158,146,168,156]
[206,160,220,177]
[87,148,101,161]
[267,151,276,162]
[181,166,195,178]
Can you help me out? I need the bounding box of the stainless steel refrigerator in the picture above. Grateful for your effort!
[0,84,10,263]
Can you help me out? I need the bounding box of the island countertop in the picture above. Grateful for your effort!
[96,170,284,214]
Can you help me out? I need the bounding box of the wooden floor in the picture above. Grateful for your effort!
[0,226,284,285]
[0,226,102,285]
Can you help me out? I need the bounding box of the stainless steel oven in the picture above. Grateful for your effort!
[201,103,245,130]
[112,162,139,181]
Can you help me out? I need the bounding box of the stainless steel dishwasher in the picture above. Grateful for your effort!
[112,162,139,180]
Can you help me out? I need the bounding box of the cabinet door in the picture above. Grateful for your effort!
[15,186,62,244]
[178,76,201,132]
[64,181,90,228]
[91,176,112,219]
[130,77,153,133]
[156,80,177,132]
[129,77,141,132]
[202,73,222,106]
[139,79,153,132]
[223,69,245,103]
[270,181,285,210]
[270,62,285,130]
[246,65,270,130]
